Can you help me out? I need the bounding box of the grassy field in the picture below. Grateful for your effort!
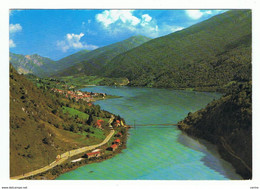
[52,125,107,146]
[62,106,89,120]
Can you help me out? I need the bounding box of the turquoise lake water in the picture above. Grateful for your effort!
[56,86,242,180]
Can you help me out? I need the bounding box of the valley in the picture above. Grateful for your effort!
[9,9,252,180]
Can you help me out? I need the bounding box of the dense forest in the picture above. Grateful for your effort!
[100,10,251,91]
[178,81,252,179]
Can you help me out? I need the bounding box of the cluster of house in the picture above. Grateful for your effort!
[84,133,123,159]
[107,139,121,151]
[51,88,106,102]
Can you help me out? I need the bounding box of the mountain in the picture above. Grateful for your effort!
[178,81,252,179]
[10,52,57,77]
[55,49,91,70]
[9,50,92,77]
[55,35,151,77]
[102,10,251,91]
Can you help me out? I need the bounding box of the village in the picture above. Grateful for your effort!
[51,88,107,102]
[53,112,127,168]
[51,87,128,163]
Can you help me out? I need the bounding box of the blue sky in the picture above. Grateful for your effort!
[9,9,226,60]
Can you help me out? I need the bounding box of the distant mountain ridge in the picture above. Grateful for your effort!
[10,35,151,78]
[54,35,151,77]
[10,52,56,77]
[100,10,251,91]
[10,51,92,77]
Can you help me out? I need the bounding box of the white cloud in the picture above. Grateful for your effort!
[57,33,98,52]
[185,10,204,20]
[205,10,213,14]
[95,10,188,38]
[9,39,16,48]
[171,26,184,32]
[142,14,152,22]
[66,33,85,48]
[9,23,22,33]
[96,10,140,27]
[9,23,22,48]
[185,10,226,20]
[140,14,153,27]
[96,10,160,37]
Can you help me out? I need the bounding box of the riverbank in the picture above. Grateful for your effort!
[177,132,242,179]
[24,126,129,180]
[178,123,251,179]
[177,82,252,179]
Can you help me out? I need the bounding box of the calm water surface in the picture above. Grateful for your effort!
[56,86,242,180]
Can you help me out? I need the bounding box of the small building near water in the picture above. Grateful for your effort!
[107,144,118,151]
[113,139,121,144]
[85,151,101,159]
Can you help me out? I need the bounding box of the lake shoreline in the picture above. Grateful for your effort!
[25,126,130,180]
[178,122,251,179]
[177,131,242,180]
[46,86,237,180]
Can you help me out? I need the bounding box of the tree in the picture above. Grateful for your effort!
[87,114,94,126]
[52,109,57,115]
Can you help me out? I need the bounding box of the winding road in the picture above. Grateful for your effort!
[11,116,115,180]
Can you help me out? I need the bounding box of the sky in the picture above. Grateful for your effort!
[9,9,226,60]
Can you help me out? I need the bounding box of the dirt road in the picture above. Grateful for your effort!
[10,129,115,180]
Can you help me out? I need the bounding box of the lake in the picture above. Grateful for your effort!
[56,86,242,180]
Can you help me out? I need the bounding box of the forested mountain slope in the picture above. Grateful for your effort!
[55,35,151,77]
[102,10,251,91]
[178,81,252,179]
[54,49,91,70]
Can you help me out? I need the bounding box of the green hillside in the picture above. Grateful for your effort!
[178,81,252,179]
[55,35,151,77]
[9,64,115,177]
[55,49,91,70]
[102,10,251,91]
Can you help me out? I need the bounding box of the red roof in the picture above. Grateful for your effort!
[114,139,120,143]
[96,119,104,127]
[116,120,120,123]
[86,151,100,156]
[111,144,118,149]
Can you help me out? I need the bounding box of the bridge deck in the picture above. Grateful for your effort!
[133,123,178,127]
